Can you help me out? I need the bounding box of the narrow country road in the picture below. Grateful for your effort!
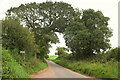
[30,61,101,80]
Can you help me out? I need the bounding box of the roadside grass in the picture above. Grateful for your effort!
[53,58,118,79]
[48,55,58,60]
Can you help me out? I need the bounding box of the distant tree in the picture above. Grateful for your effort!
[55,47,69,57]
[64,9,113,59]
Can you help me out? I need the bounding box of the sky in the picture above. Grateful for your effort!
[0,0,119,55]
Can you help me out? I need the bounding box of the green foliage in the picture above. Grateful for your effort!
[2,7,49,79]
[53,47,119,79]
[48,55,58,60]
[3,1,117,79]
[53,58,118,79]
[2,48,47,79]
[7,48,47,74]
[7,1,77,33]
[6,1,80,59]
[55,47,69,58]
[2,17,38,58]
[2,48,30,79]
[90,47,120,63]
[105,47,120,61]
[24,58,47,74]
[64,9,112,59]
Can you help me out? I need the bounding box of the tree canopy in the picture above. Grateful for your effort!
[6,1,80,59]
[7,1,79,34]
[5,2,112,60]
[64,9,112,59]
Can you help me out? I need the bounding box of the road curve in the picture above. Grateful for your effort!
[30,60,101,79]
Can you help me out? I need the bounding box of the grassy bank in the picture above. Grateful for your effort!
[2,48,47,79]
[53,58,118,79]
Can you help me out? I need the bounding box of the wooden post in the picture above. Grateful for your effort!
[20,50,26,62]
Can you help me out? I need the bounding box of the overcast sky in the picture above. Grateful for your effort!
[0,0,119,55]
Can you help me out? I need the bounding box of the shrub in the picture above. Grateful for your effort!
[106,47,120,61]
[4,48,48,74]
[2,48,30,79]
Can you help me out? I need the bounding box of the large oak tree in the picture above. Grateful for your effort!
[6,1,80,59]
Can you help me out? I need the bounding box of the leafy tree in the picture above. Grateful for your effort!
[6,1,79,44]
[55,47,69,58]
[64,9,113,59]
[2,17,38,57]
[6,1,78,34]
[36,32,59,59]
[6,1,80,59]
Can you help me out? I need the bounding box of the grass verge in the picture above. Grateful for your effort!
[53,58,118,79]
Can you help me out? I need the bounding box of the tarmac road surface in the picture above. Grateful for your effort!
[30,60,102,80]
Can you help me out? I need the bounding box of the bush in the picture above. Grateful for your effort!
[2,48,48,79]
[23,58,47,74]
[2,48,30,79]
[6,48,47,74]
[106,47,120,61]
